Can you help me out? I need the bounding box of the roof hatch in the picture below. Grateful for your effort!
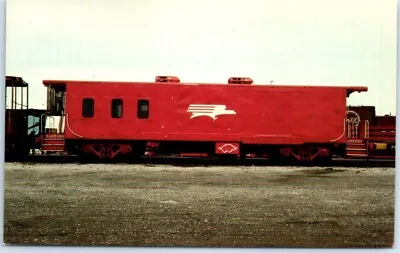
[228,77,253,85]
[155,76,180,83]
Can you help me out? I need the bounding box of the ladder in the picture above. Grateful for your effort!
[346,138,368,158]
[40,133,65,153]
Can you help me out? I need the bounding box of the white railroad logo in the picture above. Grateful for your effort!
[187,104,236,120]
[218,144,238,153]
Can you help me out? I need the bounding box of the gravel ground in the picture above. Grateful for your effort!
[3,162,394,248]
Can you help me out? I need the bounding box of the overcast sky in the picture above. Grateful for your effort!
[5,0,397,115]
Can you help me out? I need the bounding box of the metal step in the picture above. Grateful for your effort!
[346,148,367,151]
[347,153,368,157]
[41,138,65,152]
[346,144,366,147]
[346,141,368,158]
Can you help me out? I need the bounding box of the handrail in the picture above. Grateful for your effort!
[365,120,369,139]
[346,120,370,139]
[65,113,84,138]
[330,119,346,142]
[346,120,359,138]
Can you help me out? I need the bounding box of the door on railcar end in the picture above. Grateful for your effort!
[40,84,66,154]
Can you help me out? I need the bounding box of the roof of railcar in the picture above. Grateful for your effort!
[6,76,28,87]
[42,79,368,96]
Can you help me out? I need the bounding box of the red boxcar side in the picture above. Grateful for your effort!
[63,82,351,145]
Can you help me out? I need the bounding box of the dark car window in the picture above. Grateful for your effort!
[137,99,149,119]
[82,98,94,118]
[111,99,123,118]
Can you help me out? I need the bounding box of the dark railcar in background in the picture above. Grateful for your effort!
[5,76,46,161]
[349,106,395,159]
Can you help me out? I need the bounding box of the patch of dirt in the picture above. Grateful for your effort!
[3,163,394,248]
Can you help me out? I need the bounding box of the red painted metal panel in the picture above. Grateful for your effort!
[368,136,396,142]
[369,131,396,137]
[369,125,396,131]
[59,81,359,145]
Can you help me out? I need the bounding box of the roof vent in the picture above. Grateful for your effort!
[155,76,180,83]
[228,77,253,85]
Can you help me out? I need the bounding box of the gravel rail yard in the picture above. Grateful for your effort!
[3,163,394,248]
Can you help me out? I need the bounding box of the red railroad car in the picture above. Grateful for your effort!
[42,76,368,163]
